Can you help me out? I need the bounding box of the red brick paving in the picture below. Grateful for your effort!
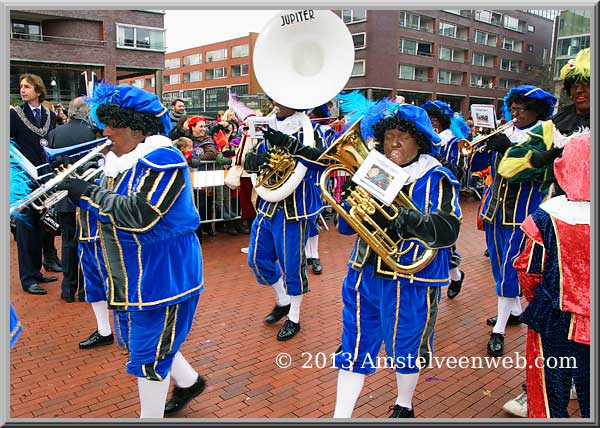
[9,196,582,419]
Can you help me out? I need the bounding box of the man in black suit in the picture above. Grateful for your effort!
[47,96,98,302]
[10,73,60,295]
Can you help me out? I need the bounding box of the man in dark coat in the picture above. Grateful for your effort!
[10,73,60,295]
[46,96,98,302]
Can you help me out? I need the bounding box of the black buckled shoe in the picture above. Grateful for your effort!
[486,314,522,327]
[43,260,63,272]
[60,293,75,303]
[164,375,207,416]
[487,332,504,357]
[79,330,114,349]
[447,270,464,299]
[311,258,323,275]
[389,404,415,418]
[277,319,301,341]
[36,274,58,283]
[23,283,47,295]
[264,304,290,325]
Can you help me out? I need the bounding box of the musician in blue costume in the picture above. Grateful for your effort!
[244,100,329,341]
[75,205,117,350]
[57,84,205,418]
[332,102,462,418]
[469,85,557,358]
[422,100,470,299]
[305,103,336,274]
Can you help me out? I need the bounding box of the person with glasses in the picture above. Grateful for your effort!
[493,47,590,419]
[469,85,557,361]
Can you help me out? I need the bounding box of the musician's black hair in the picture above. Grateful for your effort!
[505,93,554,121]
[423,104,451,131]
[563,75,590,95]
[372,117,431,155]
[96,104,163,136]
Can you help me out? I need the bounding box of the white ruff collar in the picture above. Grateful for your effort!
[438,129,454,147]
[276,112,314,147]
[403,154,441,184]
[104,135,172,177]
[539,195,590,225]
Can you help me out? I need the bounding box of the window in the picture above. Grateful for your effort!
[206,48,227,62]
[527,44,534,52]
[116,24,165,51]
[184,53,202,66]
[231,64,248,77]
[499,78,518,89]
[438,70,462,85]
[475,10,502,25]
[398,65,415,80]
[183,71,202,83]
[11,20,42,41]
[351,60,365,77]
[163,74,180,85]
[342,9,367,24]
[145,77,155,87]
[473,30,497,47]
[502,37,514,50]
[399,12,420,30]
[131,79,144,88]
[206,67,227,80]
[501,58,520,72]
[165,58,181,69]
[439,21,457,38]
[232,44,249,58]
[472,52,495,67]
[439,46,452,61]
[399,38,431,56]
[470,74,494,88]
[352,33,366,49]
[527,24,535,32]
[525,64,533,72]
[557,36,590,57]
[503,15,519,31]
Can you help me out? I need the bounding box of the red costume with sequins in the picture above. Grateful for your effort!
[514,134,590,418]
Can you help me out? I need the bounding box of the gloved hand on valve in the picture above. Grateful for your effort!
[244,151,271,173]
[392,206,460,248]
[486,133,513,154]
[56,177,92,203]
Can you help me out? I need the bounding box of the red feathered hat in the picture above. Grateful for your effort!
[554,133,590,201]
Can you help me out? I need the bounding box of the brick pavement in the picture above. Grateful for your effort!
[9,197,582,419]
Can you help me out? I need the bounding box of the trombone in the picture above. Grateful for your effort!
[457,121,514,157]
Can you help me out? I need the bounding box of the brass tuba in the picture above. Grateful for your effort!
[318,120,437,274]
[250,9,355,202]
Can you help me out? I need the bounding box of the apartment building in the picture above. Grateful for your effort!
[119,34,267,117]
[9,9,166,105]
[338,9,556,118]
[551,9,591,102]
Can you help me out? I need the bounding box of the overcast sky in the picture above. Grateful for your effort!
[163,9,279,53]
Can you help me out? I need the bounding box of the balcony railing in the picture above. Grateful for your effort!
[11,32,105,48]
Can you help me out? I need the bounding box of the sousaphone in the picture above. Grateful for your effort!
[250,9,355,202]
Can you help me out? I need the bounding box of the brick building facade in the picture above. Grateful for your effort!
[10,9,166,105]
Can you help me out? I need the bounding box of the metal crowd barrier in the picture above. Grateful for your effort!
[189,160,240,227]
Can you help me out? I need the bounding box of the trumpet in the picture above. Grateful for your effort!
[10,138,112,216]
[457,121,514,157]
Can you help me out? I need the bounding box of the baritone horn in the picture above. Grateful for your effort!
[318,120,437,274]
[250,9,355,202]
[457,120,514,157]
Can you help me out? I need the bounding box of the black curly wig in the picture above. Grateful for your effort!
[372,117,431,155]
[423,104,451,131]
[505,93,554,121]
[96,104,163,136]
[563,76,590,95]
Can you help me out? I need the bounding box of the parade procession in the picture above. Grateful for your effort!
[7,7,592,421]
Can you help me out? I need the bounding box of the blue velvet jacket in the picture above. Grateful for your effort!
[79,145,204,311]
